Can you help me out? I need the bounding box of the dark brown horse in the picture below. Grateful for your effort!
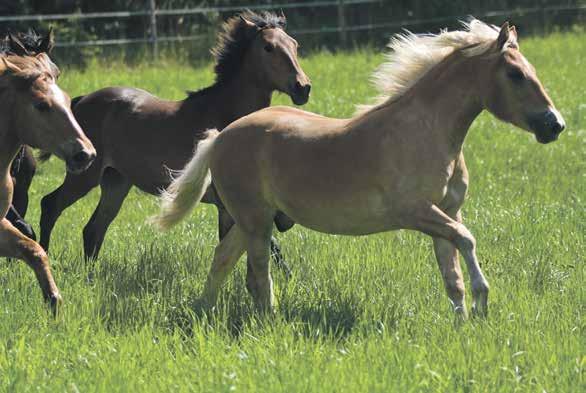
[39,12,310,268]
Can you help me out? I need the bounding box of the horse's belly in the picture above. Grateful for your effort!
[275,192,402,236]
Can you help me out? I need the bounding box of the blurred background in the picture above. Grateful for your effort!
[1,0,585,66]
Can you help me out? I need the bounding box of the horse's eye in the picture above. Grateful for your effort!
[264,44,274,53]
[507,69,525,83]
[34,101,50,112]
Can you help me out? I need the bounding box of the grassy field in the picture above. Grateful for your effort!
[0,30,584,392]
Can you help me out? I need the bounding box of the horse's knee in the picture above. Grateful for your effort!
[452,225,475,254]
[19,240,48,269]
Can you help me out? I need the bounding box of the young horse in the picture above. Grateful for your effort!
[0,32,96,309]
[39,12,310,269]
[154,21,565,318]
[3,31,50,240]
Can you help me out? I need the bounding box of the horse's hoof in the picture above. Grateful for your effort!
[46,292,62,317]
[453,305,469,322]
[471,303,488,319]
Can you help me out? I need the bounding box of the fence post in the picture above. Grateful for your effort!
[337,0,347,47]
[148,0,158,58]
[540,0,549,34]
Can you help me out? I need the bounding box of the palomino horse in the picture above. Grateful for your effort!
[39,12,310,273]
[154,21,565,318]
[0,31,96,310]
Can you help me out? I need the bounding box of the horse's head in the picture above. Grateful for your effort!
[481,23,565,144]
[1,31,96,172]
[214,11,311,105]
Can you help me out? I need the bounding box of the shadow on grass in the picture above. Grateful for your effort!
[87,244,361,341]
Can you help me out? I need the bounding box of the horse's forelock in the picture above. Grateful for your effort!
[211,11,287,83]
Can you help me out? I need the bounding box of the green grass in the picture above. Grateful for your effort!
[1,31,584,392]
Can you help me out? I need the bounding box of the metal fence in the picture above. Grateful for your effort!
[1,1,585,55]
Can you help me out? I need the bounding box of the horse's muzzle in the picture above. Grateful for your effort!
[65,148,96,174]
[290,81,311,106]
[529,109,566,144]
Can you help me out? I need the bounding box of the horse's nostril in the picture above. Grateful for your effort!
[552,122,565,135]
[73,151,91,164]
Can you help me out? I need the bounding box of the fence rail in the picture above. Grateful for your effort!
[1,1,585,49]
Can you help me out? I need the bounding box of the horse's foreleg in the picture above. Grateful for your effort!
[409,203,489,317]
[433,235,467,318]
[216,202,290,301]
[83,168,131,260]
[0,218,61,314]
[40,168,100,251]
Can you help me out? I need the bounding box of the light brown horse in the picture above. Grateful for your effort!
[0,31,96,310]
[39,12,310,269]
[154,21,565,318]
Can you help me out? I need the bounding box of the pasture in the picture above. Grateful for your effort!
[1,30,584,392]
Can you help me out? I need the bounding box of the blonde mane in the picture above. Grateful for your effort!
[358,19,509,114]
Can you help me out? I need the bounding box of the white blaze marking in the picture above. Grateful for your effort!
[50,82,82,131]
[549,106,565,128]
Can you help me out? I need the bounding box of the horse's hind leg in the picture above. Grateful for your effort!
[40,163,101,251]
[0,218,61,313]
[217,204,291,294]
[83,168,131,260]
[200,224,246,308]
[244,223,275,312]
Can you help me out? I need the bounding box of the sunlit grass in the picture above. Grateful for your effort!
[0,31,584,392]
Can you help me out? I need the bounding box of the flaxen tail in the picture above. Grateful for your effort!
[150,129,220,230]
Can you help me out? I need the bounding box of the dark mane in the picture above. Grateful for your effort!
[0,28,54,56]
[212,10,286,84]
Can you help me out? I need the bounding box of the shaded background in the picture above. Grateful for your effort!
[1,1,585,66]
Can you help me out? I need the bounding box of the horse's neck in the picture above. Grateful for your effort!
[182,73,272,130]
[0,115,21,172]
[0,123,22,204]
[372,54,483,156]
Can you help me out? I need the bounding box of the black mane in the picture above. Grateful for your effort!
[0,28,53,56]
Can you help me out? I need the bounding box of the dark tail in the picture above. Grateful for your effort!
[39,95,85,163]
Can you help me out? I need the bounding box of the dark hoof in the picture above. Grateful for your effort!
[14,220,37,241]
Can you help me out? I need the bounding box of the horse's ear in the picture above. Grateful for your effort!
[7,32,29,56]
[1,57,23,74]
[509,25,518,44]
[239,15,258,30]
[497,21,511,49]
[277,9,287,28]
[38,27,55,53]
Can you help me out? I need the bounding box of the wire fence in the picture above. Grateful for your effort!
[1,1,585,52]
